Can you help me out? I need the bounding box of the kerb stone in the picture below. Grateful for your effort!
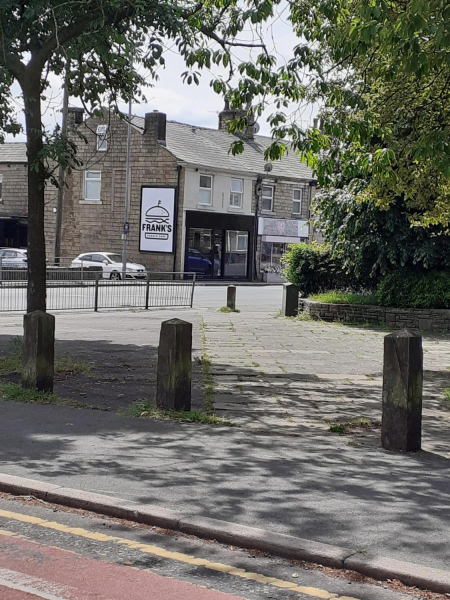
[156,318,192,411]
[282,283,299,317]
[381,330,423,452]
[22,310,55,392]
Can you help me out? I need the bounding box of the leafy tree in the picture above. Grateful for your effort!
[259,0,450,228]
[0,0,280,315]
[313,180,450,281]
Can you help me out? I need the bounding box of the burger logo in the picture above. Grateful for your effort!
[142,200,172,240]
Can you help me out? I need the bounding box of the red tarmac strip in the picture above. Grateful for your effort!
[0,535,242,599]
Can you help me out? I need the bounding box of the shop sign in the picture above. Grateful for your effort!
[139,187,176,253]
[258,217,308,237]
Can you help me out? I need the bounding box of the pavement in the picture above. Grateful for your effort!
[0,285,450,587]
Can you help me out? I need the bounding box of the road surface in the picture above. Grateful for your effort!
[0,494,421,600]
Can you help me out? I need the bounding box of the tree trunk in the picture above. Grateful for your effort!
[23,75,47,313]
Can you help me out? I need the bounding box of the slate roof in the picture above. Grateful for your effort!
[131,116,313,180]
[0,143,27,163]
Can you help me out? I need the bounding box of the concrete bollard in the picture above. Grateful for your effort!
[381,330,423,452]
[22,310,55,392]
[156,318,192,411]
[282,283,299,317]
[227,285,236,311]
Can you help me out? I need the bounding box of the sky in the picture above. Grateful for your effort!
[6,4,318,143]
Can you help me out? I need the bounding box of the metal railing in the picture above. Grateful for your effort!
[0,269,196,312]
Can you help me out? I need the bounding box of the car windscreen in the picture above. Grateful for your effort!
[106,254,122,263]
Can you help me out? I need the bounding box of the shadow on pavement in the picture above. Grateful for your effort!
[0,330,449,573]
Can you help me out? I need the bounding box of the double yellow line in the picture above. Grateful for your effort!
[0,508,358,600]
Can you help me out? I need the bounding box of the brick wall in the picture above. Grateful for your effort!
[299,298,450,332]
[45,112,181,272]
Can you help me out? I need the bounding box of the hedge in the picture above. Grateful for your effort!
[377,270,450,309]
[283,243,370,297]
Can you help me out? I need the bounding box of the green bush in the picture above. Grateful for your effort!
[377,271,450,309]
[283,243,367,297]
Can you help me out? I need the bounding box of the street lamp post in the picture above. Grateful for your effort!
[121,97,132,280]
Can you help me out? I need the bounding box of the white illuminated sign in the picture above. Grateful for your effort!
[139,187,176,253]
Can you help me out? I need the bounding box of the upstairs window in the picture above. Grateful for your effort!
[293,188,303,214]
[199,174,212,205]
[96,125,108,151]
[84,171,102,202]
[261,185,274,211]
[230,178,243,208]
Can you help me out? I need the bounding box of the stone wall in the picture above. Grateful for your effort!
[251,178,311,220]
[45,111,181,272]
[0,162,28,217]
[299,298,450,332]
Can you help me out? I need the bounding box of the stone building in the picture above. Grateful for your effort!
[0,144,28,248]
[0,104,317,281]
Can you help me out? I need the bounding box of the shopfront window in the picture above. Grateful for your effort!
[261,242,287,271]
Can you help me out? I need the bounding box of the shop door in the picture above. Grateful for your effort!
[224,230,248,279]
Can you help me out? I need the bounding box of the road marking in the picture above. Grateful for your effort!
[0,508,359,600]
[0,567,73,600]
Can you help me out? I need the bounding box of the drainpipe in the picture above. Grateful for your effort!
[253,175,262,281]
[173,165,182,276]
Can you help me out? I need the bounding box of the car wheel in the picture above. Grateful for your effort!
[110,272,121,280]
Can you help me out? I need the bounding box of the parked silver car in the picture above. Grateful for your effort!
[0,248,27,267]
[70,252,147,280]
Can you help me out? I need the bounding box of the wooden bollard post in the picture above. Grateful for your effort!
[227,285,236,311]
[381,330,423,452]
[282,283,299,317]
[22,310,55,392]
[156,318,192,411]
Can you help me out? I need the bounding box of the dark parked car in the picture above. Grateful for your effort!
[188,248,219,276]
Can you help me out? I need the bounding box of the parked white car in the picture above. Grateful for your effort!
[0,248,27,267]
[70,252,147,280]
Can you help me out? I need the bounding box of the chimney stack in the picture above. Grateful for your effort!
[145,110,167,145]
[218,100,255,140]
[67,107,84,128]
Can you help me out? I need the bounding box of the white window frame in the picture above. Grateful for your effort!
[230,178,243,208]
[83,170,102,203]
[0,174,3,203]
[293,188,303,215]
[96,125,108,152]
[237,233,248,251]
[199,174,213,206]
[261,185,274,212]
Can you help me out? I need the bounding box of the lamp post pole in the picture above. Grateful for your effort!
[121,97,132,280]
[54,64,70,265]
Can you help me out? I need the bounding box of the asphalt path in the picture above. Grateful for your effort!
[0,401,449,573]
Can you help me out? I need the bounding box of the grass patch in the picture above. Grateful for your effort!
[329,423,347,435]
[443,388,450,401]
[120,401,235,426]
[0,381,102,410]
[219,306,241,313]
[329,417,381,435]
[0,337,92,377]
[310,291,378,306]
[200,318,215,414]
